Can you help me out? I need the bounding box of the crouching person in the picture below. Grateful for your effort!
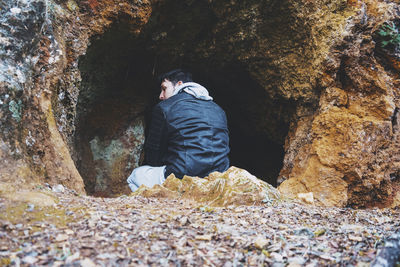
[127,69,230,192]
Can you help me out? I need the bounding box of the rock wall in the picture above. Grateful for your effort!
[1,0,399,206]
[278,1,400,208]
[0,0,152,194]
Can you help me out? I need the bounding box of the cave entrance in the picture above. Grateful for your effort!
[74,12,293,197]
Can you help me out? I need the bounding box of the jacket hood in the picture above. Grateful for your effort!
[172,82,213,101]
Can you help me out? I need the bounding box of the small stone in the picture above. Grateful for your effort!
[254,236,269,250]
[55,234,68,242]
[65,229,74,235]
[52,184,65,193]
[26,204,35,212]
[80,258,97,267]
[319,254,335,261]
[288,256,306,265]
[356,262,370,267]
[97,253,116,259]
[348,235,362,242]
[88,220,96,228]
[178,216,189,226]
[22,255,37,264]
[65,210,74,216]
[305,260,319,267]
[10,7,22,14]
[66,252,80,264]
[293,228,314,237]
[278,225,288,230]
[270,252,284,262]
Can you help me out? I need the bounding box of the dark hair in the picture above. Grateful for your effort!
[158,69,193,85]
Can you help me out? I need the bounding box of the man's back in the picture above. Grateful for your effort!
[145,92,230,178]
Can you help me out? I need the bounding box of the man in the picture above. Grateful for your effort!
[127,69,230,192]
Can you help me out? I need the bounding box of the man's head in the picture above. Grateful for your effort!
[158,69,193,100]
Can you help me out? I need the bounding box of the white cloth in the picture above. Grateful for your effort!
[127,165,166,192]
[172,82,213,100]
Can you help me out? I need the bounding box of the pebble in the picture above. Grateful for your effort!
[55,234,68,242]
[349,235,363,242]
[288,256,306,265]
[271,252,284,262]
[52,184,65,193]
[10,7,22,14]
[80,258,97,267]
[254,236,269,250]
[26,204,34,212]
[22,255,37,264]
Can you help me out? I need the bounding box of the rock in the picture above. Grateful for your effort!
[178,216,189,226]
[371,231,400,267]
[26,204,35,212]
[52,184,65,193]
[80,258,98,267]
[1,190,57,207]
[65,229,74,235]
[22,256,37,265]
[270,252,284,262]
[134,167,282,207]
[288,256,306,265]
[348,235,363,242]
[79,117,145,197]
[55,234,69,242]
[10,7,22,14]
[278,8,400,208]
[254,236,269,250]
[65,252,80,264]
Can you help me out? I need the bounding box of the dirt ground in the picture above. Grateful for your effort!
[0,186,399,266]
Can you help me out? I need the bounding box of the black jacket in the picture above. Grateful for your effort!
[145,92,230,178]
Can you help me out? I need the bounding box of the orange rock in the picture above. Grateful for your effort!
[133,167,282,207]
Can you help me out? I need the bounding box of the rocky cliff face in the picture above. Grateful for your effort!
[278,1,400,208]
[1,0,399,207]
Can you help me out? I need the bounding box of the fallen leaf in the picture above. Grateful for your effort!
[22,256,37,265]
[195,234,212,241]
[348,235,362,242]
[314,228,326,237]
[55,234,68,242]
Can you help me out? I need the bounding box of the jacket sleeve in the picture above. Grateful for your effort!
[144,104,168,166]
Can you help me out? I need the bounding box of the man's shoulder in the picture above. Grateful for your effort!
[157,93,225,116]
[157,93,192,110]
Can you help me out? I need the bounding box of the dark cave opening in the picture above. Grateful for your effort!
[195,66,292,187]
[74,12,293,196]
